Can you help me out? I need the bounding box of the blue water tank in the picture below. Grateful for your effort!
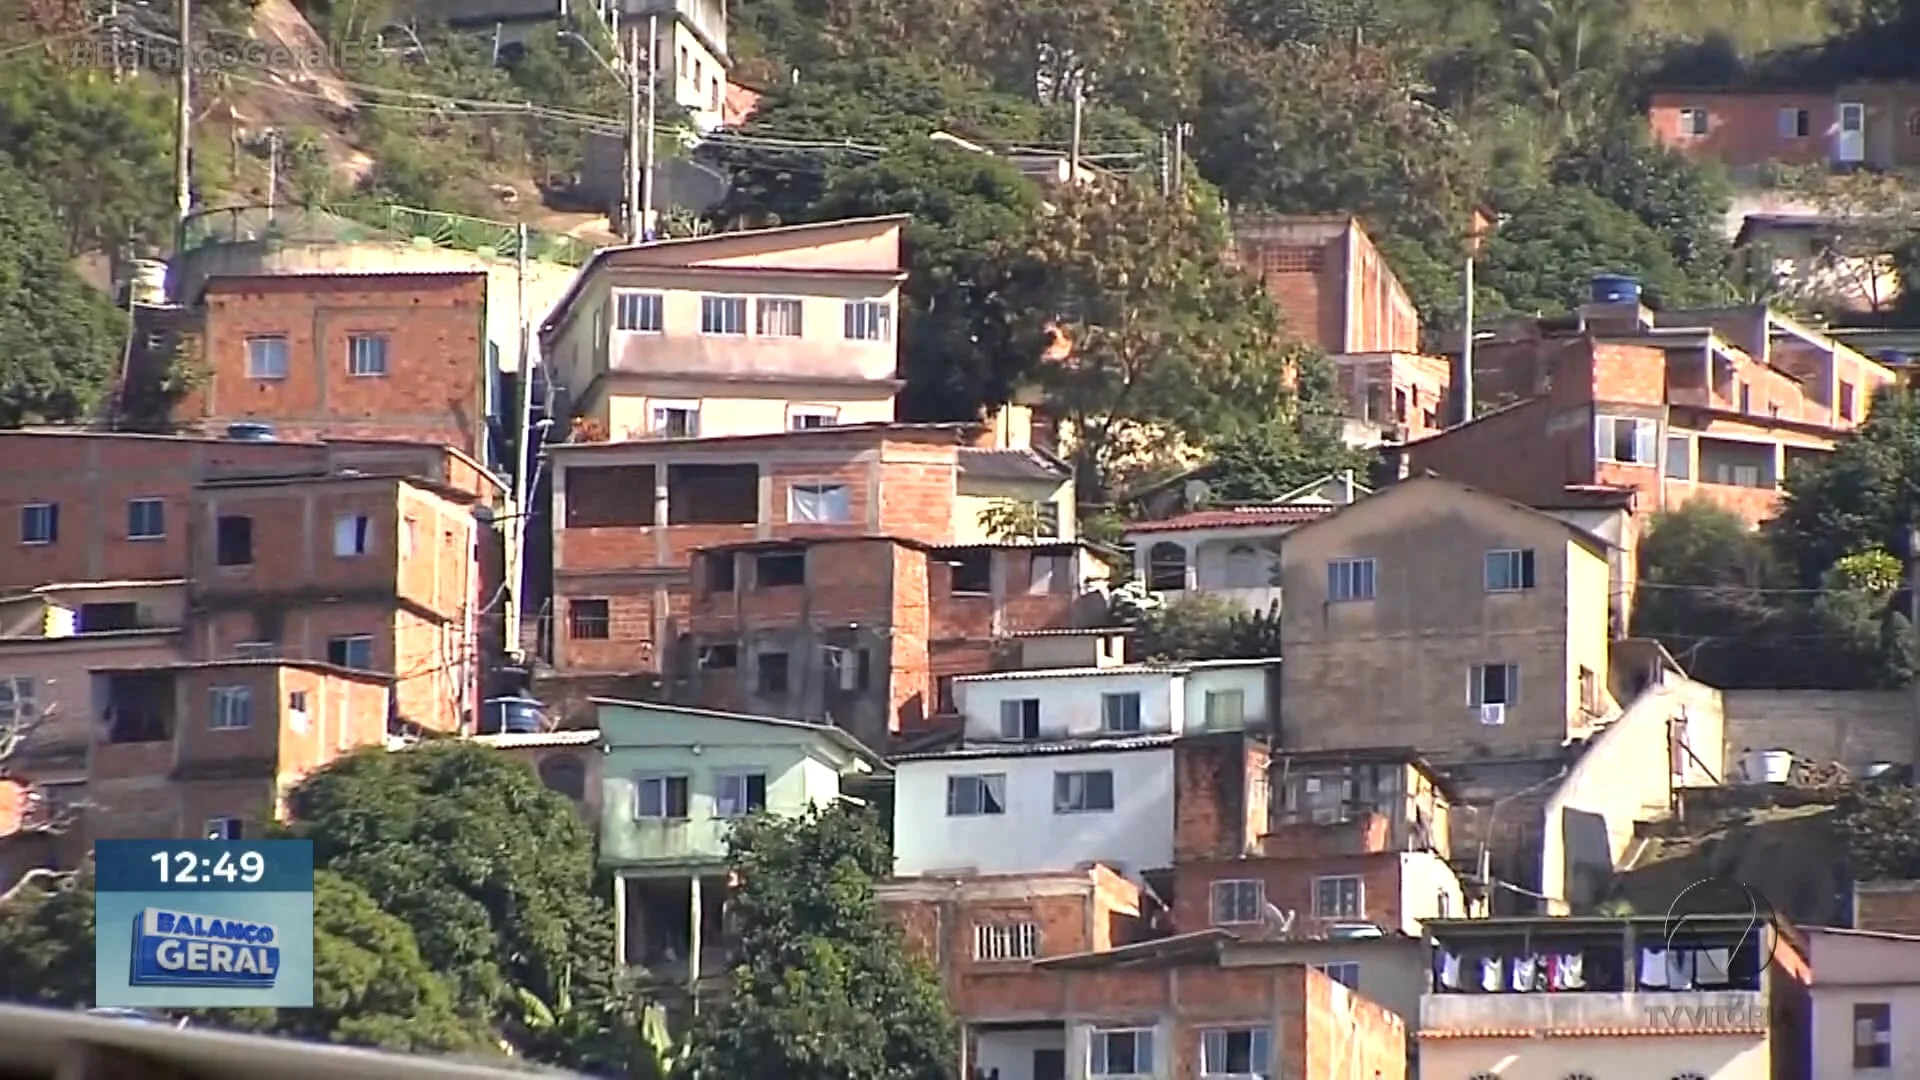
[479,695,545,734]
[224,421,277,442]
[1875,349,1911,367]
[1590,274,1642,305]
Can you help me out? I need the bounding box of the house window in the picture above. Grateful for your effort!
[1204,689,1246,730]
[1595,415,1657,464]
[127,498,165,540]
[651,401,700,437]
[843,300,893,342]
[999,698,1041,740]
[936,675,957,714]
[756,550,807,588]
[1579,666,1600,714]
[1053,769,1115,813]
[234,641,276,659]
[1146,542,1187,591]
[747,651,787,696]
[823,645,871,691]
[1679,107,1709,135]
[947,773,1006,816]
[205,817,244,841]
[1089,1028,1153,1077]
[1100,692,1142,732]
[1029,553,1071,594]
[1200,1028,1271,1078]
[699,643,739,669]
[1327,557,1376,601]
[634,774,690,819]
[1738,382,1751,413]
[1468,663,1518,706]
[714,772,767,818]
[1854,1002,1892,1068]
[700,295,748,335]
[287,689,309,732]
[568,599,610,639]
[215,515,253,566]
[1316,961,1360,989]
[1484,548,1536,592]
[615,291,663,331]
[950,550,992,594]
[788,483,852,523]
[789,405,839,430]
[333,514,372,557]
[1841,381,1857,421]
[1778,106,1810,138]
[20,503,56,545]
[326,634,374,670]
[347,333,389,377]
[755,297,803,337]
[209,685,252,730]
[707,553,736,592]
[0,677,38,733]
[1665,434,1691,479]
[1314,875,1364,918]
[245,335,288,379]
[1210,879,1263,925]
[974,922,1039,961]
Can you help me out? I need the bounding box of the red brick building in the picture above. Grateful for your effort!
[176,272,492,460]
[1649,82,1920,171]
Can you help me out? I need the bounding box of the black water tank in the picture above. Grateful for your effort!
[479,694,545,734]
[1590,274,1642,305]
[225,421,277,441]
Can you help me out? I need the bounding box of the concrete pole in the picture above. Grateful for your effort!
[174,0,192,236]
[625,21,642,243]
[505,223,534,662]
[642,14,658,236]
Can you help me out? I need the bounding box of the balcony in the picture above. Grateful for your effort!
[1420,989,1767,1034]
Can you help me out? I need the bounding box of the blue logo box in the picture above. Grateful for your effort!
[130,907,282,989]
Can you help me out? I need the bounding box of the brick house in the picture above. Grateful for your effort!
[87,658,391,841]
[1650,82,1920,171]
[1407,300,1898,526]
[177,271,493,461]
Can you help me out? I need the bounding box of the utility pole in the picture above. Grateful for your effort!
[265,129,279,220]
[624,21,642,243]
[1069,81,1083,185]
[109,0,123,80]
[642,14,657,235]
[1172,121,1186,195]
[1159,129,1170,197]
[174,0,193,236]
[506,223,535,663]
[1460,244,1475,425]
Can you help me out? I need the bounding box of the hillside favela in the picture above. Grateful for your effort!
[12,0,1920,1075]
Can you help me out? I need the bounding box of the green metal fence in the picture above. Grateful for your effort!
[180,203,599,266]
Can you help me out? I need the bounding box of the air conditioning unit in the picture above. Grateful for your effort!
[1478,703,1506,726]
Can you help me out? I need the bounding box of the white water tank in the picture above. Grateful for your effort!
[126,259,168,305]
[1744,748,1794,784]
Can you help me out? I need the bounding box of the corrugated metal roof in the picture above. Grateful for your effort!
[957,447,1070,482]
[890,733,1179,762]
[1124,505,1335,534]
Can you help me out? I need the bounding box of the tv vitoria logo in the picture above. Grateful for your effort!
[1645,876,1779,1032]
[129,907,281,990]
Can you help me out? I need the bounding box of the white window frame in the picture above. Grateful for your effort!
[234,641,276,659]
[1326,557,1376,601]
[1468,662,1519,707]
[328,634,374,670]
[1778,106,1809,138]
[754,296,804,337]
[700,295,748,335]
[245,335,289,380]
[1680,107,1709,135]
[1053,769,1115,814]
[714,771,767,818]
[287,689,310,733]
[20,502,55,546]
[1210,879,1263,925]
[127,497,165,540]
[1484,548,1535,592]
[0,676,38,734]
[615,290,663,332]
[947,773,1006,816]
[843,299,893,342]
[1665,434,1692,479]
[1204,689,1246,730]
[1089,1027,1154,1077]
[650,400,701,438]
[1200,1026,1273,1079]
[333,514,372,557]
[1313,874,1364,918]
[1595,414,1657,465]
[347,333,389,377]
[209,685,253,731]
[787,482,853,524]
[973,921,1039,962]
[788,405,840,430]
[1100,692,1142,732]
[205,817,243,840]
[999,698,1041,740]
[634,773,691,819]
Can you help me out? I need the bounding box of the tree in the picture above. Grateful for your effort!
[0,864,93,1008]
[283,741,634,1073]
[1768,166,1920,314]
[1197,352,1372,503]
[1477,181,1698,315]
[1770,385,1920,586]
[1840,783,1920,881]
[1015,181,1298,499]
[1132,593,1284,660]
[1551,129,1735,292]
[680,803,958,1080]
[0,161,126,427]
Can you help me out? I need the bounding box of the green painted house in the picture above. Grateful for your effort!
[593,697,883,985]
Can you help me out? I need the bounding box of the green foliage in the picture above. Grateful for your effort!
[283,741,634,1073]
[680,803,958,1080]
[1132,593,1284,661]
[1771,386,1920,585]
[0,162,127,427]
[1198,354,1373,503]
[0,868,94,1007]
[977,499,1051,541]
[1839,784,1920,881]
[1477,184,1694,315]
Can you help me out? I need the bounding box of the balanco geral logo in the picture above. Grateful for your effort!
[129,907,280,990]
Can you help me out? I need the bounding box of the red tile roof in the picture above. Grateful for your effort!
[1125,505,1338,534]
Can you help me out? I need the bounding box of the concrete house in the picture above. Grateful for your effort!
[594,697,881,989]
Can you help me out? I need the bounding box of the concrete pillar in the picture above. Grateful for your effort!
[687,874,703,994]
[1182,538,1199,591]
[612,871,628,969]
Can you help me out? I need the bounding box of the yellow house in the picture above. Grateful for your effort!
[541,216,908,441]
[1277,474,1616,758]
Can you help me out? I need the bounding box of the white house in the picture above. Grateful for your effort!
[1803,925,1920,1075]
[1124,472,1369,607]
[889,739,1177,877]
[951,658,1283,743]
